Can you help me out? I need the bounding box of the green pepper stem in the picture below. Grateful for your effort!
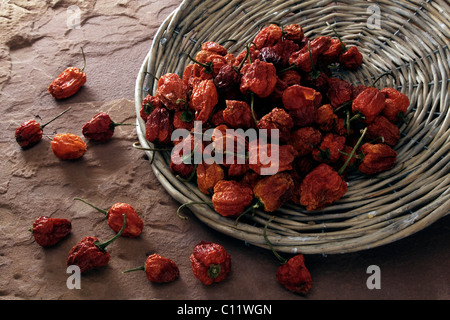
[187,53,213,73]
[80,47,86,72]
[132,142,172,151]
[176,201,213,220]
[74,197,108,216]
[40,107,72,129]
[307,40,321,80]
[263,216,287,265]
[112,122,137,127]
[122,265,145,273]
[234,201,262,225]
[326,22,346,52]
[250,92,258,126]
[371,72,394,87]
[95,214,127,252]
[208,264,221,279]
[338,127,367,175]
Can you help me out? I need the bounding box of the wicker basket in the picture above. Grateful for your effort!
[135,0,450,254]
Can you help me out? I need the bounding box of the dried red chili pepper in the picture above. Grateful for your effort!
[67,214,126,273]
[278,70,302,86]
[189,79,218,124]
[145,107,173,145]
[259,46,282,67]
[283,24,304,43]
[253,172,295,212]
[222,100,255,129]
[123,253,179,283]
[74,198,143,238]
[182,63,213,91]
[15,107,71,149]
[352,86,386,123]
[358,143,397,175]
[257,107,294,143]
[326,77,353,108]
[140,94,163,122]
[366,115,400,146]
[248,142,297,175]
[300,163,348,211]
[51,133,87,160]
[312,133,346,164]
[212,180,253,218]
[289,127,322,157]
[276,254,313,295]
[213,64,241,100]
[201,41,228,56]
[273,40,300,68]
[30,216,72,247]
[380,87,410,123]
[240,59,277,98]
[155,73,188,110]
[288,36,331,72]
[170,133,201,180]
[190,241,231,285]
[320,38,344,64]
[339,46,363,70]
[316,104,338,132]
[48,48,87,99]
[253,24,283,49]
[282,85,321,127]
[234,44,260,68]
[263,217,313,295]
[196,162,225,195]
[82,112,136,143]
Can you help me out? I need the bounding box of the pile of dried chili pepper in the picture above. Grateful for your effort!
[141,21,410,218]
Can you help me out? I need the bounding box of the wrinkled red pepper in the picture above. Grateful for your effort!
[66,214,126,273]
[190,241,232,285]
[74,198,143,238]
[276,254,313,295]
[212,180,253,217]
[123,253,179,283]
[82,112,136,143]
[31,216,72,247]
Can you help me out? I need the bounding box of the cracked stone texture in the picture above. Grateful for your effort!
[0,0,449,300]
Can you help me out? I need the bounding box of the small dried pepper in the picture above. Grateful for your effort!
[264,218,312,295]
[74,198,143,238]
[380,87,410,123]
[51,133,87,160]
[276,254,313,295]
[190,241,231,285]
[300,163,348,211]
[145,107,173,145]
[253,172,294,212]
[352,86,386,124]
[240,59,277,98]
[189,79,218,123]
[15,107,71,149]
[358,143,397,175]
[48,48,87,99]
[211,180,253,217]
[82,112,136,143]
[66,214,126,273]
[123,253,179,283]
[30,216,72,247]
[155,73,188,110]
[140,94,163,122]
[196,162,225,195]
[366,115,400,146]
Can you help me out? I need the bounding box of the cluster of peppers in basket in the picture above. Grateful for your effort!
[141,23,410,217]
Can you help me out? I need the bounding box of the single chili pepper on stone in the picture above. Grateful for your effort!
[81,112,136,143]
[51,133,87,160]
[15,107,71,149]
[30,216,72,247]
[190,241,231,285]
[74,198,143,238]
[48,48,87,99]
[263,217,312,295]
[66,214,126,274]
[123,253,179,283]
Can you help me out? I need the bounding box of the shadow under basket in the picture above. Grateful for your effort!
[134,0,450,254]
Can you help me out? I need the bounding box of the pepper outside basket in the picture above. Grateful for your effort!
[135,0,450,254]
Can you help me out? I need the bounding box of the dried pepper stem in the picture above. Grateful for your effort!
[74,197,108,215]
[263,216,287,265]
[337,127,367,175]
[176,201,213,220]
[94,214,127,252]
[41,107,72,129]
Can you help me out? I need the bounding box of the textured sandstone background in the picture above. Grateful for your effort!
[0,0,448,300]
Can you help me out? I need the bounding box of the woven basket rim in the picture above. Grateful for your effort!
[135,0,450,254]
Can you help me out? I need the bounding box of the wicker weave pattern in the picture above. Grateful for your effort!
[135,0,450,254]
